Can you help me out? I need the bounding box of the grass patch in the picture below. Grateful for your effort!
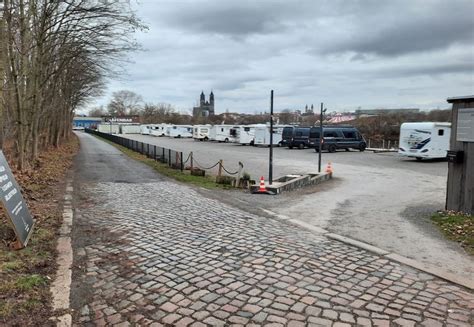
[15,275,47,291]
[94,135,235,189]
[432,211,473,255]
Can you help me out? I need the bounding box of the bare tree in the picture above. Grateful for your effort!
[107,90,144,116]
[1,0,145,169]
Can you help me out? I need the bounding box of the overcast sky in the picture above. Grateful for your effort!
[84,0,474,114]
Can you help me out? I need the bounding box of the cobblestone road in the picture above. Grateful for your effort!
[71,135,473,326]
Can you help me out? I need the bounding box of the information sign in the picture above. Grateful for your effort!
[0,151,35,247]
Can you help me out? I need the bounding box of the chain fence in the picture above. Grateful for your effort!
[85,129,244,178]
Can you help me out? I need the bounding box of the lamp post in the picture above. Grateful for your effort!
[269,90,274,185]
[318,103,327,173]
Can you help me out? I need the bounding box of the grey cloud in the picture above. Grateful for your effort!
[324,1,474,57]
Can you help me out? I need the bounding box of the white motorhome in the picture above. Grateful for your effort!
[230,125,260,145]
[140,124,153,135]
[254,125,288,146]
[169,125,193,138]
[120,124,141,134]
[150,124,169,137]
[98,123,119,134]
[398,122,451,160]
[193,125,211,141]
[209,125,233,142]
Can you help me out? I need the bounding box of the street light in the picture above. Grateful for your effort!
[318,103,327,173]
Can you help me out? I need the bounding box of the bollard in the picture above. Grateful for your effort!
[236,161,243,188]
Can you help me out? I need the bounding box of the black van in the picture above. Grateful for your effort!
[283,127,320,149]
[310,126,366,152]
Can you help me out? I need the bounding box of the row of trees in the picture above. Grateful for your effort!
[0,1,143,169]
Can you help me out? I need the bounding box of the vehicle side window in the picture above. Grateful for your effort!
[438,129,444,136]
[296,131,303,137]
[324,131,337,138]
[343,131,356,138]
[244,127,250,132]
[221,128,224,132]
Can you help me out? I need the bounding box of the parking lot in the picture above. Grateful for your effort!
[118,134,472,281]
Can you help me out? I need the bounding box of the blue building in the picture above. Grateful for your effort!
[73,116,103,129]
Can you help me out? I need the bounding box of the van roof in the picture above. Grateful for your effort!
[400,122,451,129]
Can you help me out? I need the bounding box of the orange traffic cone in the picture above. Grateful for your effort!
[258,176,266,192]
[326,162,333,174]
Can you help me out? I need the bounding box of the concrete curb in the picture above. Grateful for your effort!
[260,208,474,291]
[50,181,74,326]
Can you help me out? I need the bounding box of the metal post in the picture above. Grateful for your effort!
[190,152,194,170]
[318,102,324,173]
[154,145,156,160]
[168,149,171,166]
[269,90,274,185]
[180,152,184,172]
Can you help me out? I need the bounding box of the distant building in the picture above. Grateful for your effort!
[193,91,215,117]
[73,117,103,129]
[355,108,420,117]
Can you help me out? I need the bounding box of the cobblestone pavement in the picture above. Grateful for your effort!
[71,180,474,327]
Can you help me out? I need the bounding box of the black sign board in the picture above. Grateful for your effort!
[0,151,35,247]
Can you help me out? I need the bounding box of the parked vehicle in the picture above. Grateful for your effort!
[209,125,233,142]
[150,123,169,136]
[285,127,318,149]
[311,126,367,152]
[193,125,211,141]
[98,123,119,134]
[281,126,295,147]
[230,125,261,145]
[398,122,451,160]
[120,124,141,134]
[169,125,193,138]
[254,125,288,146]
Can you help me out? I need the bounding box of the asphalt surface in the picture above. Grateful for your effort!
[70,133,474,326]
[119,134,473,281]
[75,132,161,183]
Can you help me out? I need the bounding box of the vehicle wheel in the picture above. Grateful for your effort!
[416,157,422,161]
[250,140,254,146]
[315,147,320,153]
[289,145,293,149]
[328,145,336,153]
[278,142,282,147]
[177,135,181,138]
[298,143,304,149]
[204,137,208,141]
[359,143,366,152]
[345,148,350,152]
[224,138,229,143]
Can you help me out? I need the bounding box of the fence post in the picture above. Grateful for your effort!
[190,152,193,170]
[154,145,157,160]
[368,139,371,148]
[168,149,171,167]
[236,161,243,188]
[180,152,184,172]
[382,139,385,149]
[162,148,165,163]
[218,159,223,177]
[388,140,391,149]
[147,144,149,157]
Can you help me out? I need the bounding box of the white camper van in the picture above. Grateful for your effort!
[398,122,451,160]
[193,125,211,141]
[150,124,169,137]
[98,123,119,134]
[230,125,260,145]
[120,124,141,134]
[169,125,193,138]
[209,125,233,142]
[254,125,288,146]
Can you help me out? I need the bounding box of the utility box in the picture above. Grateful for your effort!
[446,95,474,214]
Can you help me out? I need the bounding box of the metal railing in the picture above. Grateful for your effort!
[85,129,184,171]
